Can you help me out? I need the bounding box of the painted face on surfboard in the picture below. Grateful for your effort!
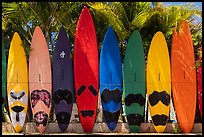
[29,26,52,133]
[74,6,99,133]
[7,32,29,133]
[52,27,74,132]
[147,31,171,133]
[8,89,27,131]
[100,26,123,131]
[123,30,146,133]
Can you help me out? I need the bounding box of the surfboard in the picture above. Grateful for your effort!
[2,38,6,115]
[74,6,99,133]
[146,31,171,133]
[52,27,74,132]
[7,32,28,133]
[171,20,197,133]
[197,47,202,119]
[100,26,122,131]
[29,26,52,133]
[123,30,146,133]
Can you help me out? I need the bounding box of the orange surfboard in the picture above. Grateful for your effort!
[171,20,196,133]
[29,26,52,133]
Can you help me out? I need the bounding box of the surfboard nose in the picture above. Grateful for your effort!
[154,125,167,133]
[107,122,117,131]
[56,112,71,132]
[81,122,94,133]
[14,124,23,133]
[58,124,68,133]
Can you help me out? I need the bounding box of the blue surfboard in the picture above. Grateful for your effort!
[100,26,122,131]
[52,27,74,132]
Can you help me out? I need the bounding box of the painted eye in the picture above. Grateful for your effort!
[88,85,97,96]
[101,88,121,103]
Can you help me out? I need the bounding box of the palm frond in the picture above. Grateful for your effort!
[88,2,128,41]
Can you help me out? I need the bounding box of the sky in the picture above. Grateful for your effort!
[162,2,202,10]
[161,2,202,24]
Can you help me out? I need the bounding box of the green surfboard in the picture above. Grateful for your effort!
[2,37,6,114]
[123,30,146,133]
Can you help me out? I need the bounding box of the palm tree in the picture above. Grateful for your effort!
[2,2,83,122]
[87,2,154,60]
[2,2,83,57]
[88,2,153,40]
[87,2,202,60]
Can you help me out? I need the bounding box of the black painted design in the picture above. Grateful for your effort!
[149,91,170,106]
[101,88,121,103]
[88,85,98,96]
[10,91,25,100]
[77,85,98,96]
[125,94,145,106]
[127,114,144,126]
[77,85,86,96]
[53,89,72,105]
[31,89,51,108]
[11,106,25,113]
[103,110,120,123]
[56,112,71,124]
[34,111,48,127]
[80,110,94,118]
[152,114,169,126]
[11,106,25,122]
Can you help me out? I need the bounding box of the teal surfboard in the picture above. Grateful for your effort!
[2,38,6,114]
[123,30,146,132]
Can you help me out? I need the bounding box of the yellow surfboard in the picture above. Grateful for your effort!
[146,31,171,133]
[7,32,28,133]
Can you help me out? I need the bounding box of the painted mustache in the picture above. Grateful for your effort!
[125,93,145,106]
[11,106,25,122]
[53,89,73,105]
[101,88,121,103]
[127,114,144,126]
[103,110,121,123]
[31,89,51,108]
[152,114,169,126]
[56,112,71,124]
[149,90,170,106]
[77,85,98,96]
[80,110,94,118]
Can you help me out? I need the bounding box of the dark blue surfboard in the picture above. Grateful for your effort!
[100,26,122,131]
[52,27,74,132]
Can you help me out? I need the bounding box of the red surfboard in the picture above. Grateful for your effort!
[74,6,99,133]
[197,47,202,118]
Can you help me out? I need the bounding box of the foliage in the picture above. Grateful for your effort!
[87,2,202,60]
[2,2,202,59]
[2,2,84,57]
